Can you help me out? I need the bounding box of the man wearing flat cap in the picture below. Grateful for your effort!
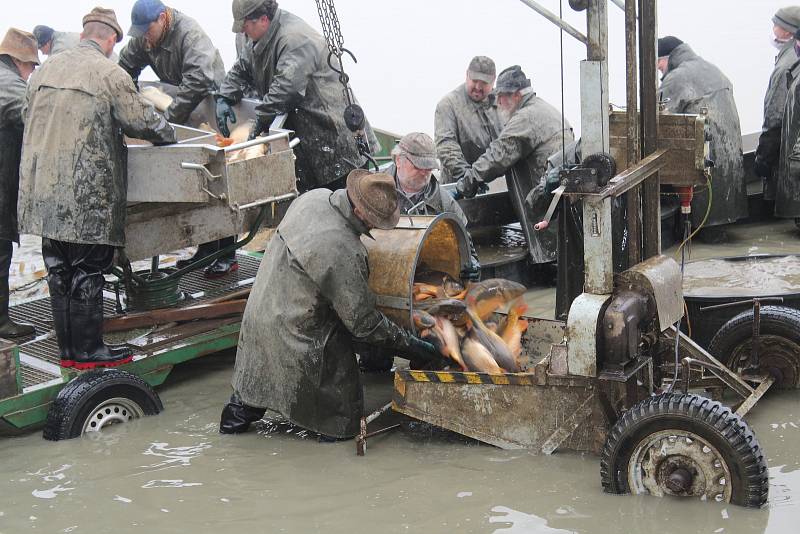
[456,65,574,265]
[435,56,503,185]
[773,13,800,224]
[755,7,800,201]
[18,8,177,370]
[0,28,39,339]
[657,36,747,242]
[216,0,378,192]
[221,170,438,439]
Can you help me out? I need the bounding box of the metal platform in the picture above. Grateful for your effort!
[7,254,261,392]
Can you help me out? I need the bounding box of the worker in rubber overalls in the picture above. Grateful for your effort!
[220,171,438,440]
[657,36,747,242]
[456,65,574,267]
[18,8,176,369]
[215,0,379,193]
[434,56,503,185]
[119,0,238,277]
[754,8,800,202]
[0,29,39,339]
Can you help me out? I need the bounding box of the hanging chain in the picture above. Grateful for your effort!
[314,0,378,170]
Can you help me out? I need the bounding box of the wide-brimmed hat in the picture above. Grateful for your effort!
[0,28,40,65]
[398,132,440,170]
[82,7,124,43]
[346,169,400,230]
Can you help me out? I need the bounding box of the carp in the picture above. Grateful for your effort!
[414,270,465,298]
[431,317,466,371]
[500,298,529,365]
[465,279,526,321]
[415,298,467,319]
[461,334,503,374]
[465,308,519,373]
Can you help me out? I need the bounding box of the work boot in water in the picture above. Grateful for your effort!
[0,276,35,339]
[176,241,219,269]
[70,295,132,370]
[50,294,74,367]
[219,393,266,434]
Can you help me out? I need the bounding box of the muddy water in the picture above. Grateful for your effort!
[2,220,800,533]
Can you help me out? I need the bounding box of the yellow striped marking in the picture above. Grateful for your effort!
[409,371,430,382]
[435,372,456,383]
[490,375,511,385]
[464,373,483,384]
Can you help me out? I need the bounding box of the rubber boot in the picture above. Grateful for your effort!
[0,276,35,339]
[176,241,219,269]
[71,296,132,370]
[50,294,74,367]
[219,393,266,434]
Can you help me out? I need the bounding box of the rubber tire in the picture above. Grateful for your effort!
[600,393,768,508]
[709,305,800,388]
[43,369,163,441]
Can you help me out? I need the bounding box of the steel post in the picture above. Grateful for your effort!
[638,0,660,258]
[625,0,642,267]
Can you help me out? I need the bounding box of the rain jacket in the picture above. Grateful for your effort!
[434,84,502,184]
[776,57,800,218]
[119,10,225,125]
[232,188,410,438]
[659,43,747,227]
[757,39,796,199]
[386,162,480,270]
[18,40,176,247]
[218,9,376,190]
[468,91,574,263]
[0,57,26,243]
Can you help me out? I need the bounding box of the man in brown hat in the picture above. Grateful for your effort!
[220,169,438,439]
[216,0,379,192]
[0,28,39,339]
[18,8,176,369]
[434,56,503,185]
[756,7,800,202]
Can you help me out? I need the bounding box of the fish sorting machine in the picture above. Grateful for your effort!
[359,0,771,508]
[0,97,299,440]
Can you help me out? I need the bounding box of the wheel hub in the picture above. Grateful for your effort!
[628,430,732,502]
[82,397,145,434]
[729,335,800,388]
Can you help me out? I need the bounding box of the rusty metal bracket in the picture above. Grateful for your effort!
[356,402,394,456]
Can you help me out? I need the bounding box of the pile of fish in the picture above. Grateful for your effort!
[412,271,529,374]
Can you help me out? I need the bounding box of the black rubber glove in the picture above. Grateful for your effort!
[455,170,486,199]
[400,334,439,363]
[215,96,236,137]
[460,263,481,282]
[753,154,771,178]
[248,113,272,141]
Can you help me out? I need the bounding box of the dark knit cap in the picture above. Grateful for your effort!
[657,36,683,58]
[32,25,54,47]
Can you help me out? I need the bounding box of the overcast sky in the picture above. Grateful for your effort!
[7,0,788,137]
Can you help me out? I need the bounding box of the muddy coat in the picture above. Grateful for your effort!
[119,10,225,125]
[468,91,573,263]
[0,57,26,243]
[757,40,797,199]
[386,162,480,269]
[660,43,747,227]
[18,40,176,247]
[776,57,800,218]
[219,9,375,190]
[434,84,502,184]
[232,189,409,438]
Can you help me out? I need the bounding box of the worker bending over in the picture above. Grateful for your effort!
[220,170,437,440]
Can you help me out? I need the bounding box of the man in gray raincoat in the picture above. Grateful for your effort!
[216,0,377,192]
[456,65,574,265]
[220,170,437,439]
[120,0,235,277]
[18,8,176,369]
[776,33,800,223]
[119,0,225,126]
[434,56,503,184]
[31,26,80,57]
[755,7,800,199]
[657,37,747,240]
[0,28,39,339]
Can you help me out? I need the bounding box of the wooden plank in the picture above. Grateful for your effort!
[735,376,775,417]
[104,300,246,333]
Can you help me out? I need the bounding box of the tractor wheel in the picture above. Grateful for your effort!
[43,369,163,441]
[709,306,800,389]
[600,393,768,508]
